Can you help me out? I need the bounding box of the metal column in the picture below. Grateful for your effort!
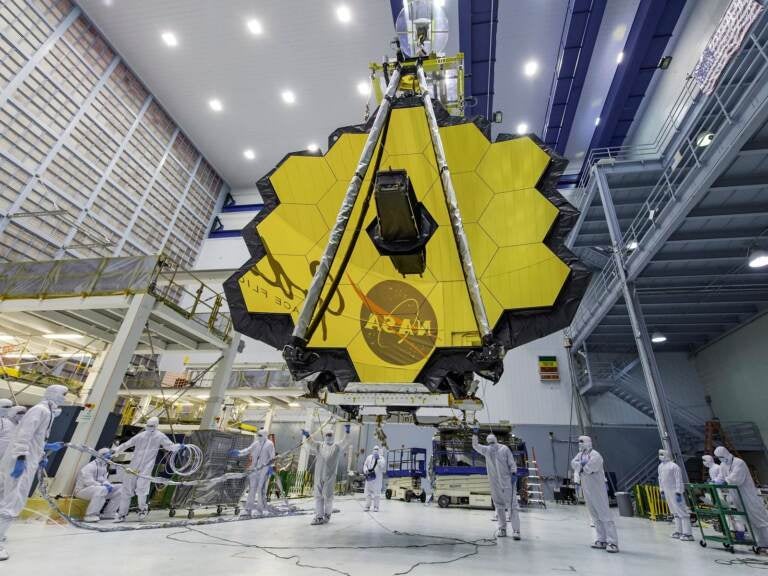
[200,332,241,430]
[51,293,155,495]
[263,406,276,434]
[296,408,318,475]
[593,166,686,478]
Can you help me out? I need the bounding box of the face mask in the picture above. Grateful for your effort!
[52,407,62,417]
[11,409,26,424]
[325,436,334,445]
[578,437,592,452]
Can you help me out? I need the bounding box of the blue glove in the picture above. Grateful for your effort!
[579,453,589,465]
[227,449,240,458]
[40,456,48,468]
[104,482,114,494]
[301,429,310,439]
[11,457,26,478]
[268,466,275,476]
[676,493,683,504]
[344,424,351,434]
[715,479,726,485]
[44,441,65,452]
[471,425,480,434]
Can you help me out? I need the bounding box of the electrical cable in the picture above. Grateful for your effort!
[165,498,498,576]
[714,557,768,568]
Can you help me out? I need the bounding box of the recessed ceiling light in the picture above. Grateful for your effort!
[43,333,83,340]
[595,117,601,126]
[208,98,223,112]
[523,60,539,77]
[696,131,714,147]
[289,402,301,407]
[307,143,319,152]
[627,239,639,250]
[161,31,178,47]
[748,248,768,268]
[616,51,624,64]
[357,81,371,96]
[243,149,256,161]
[651,332,667,343]
[336,4,352,23]
[515,122,529,135]
[281,90,296,104]
[434,0,446,7]
[246,18,263,35]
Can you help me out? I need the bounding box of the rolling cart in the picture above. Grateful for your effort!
[169,430,253,519]
[686,482,761,554]
[385,448,427,503]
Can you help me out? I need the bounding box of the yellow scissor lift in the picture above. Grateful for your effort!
[686,483,761,554]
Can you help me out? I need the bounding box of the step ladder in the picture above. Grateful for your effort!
[525,447,546,509]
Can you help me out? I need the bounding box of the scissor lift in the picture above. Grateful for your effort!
[385,448,428,503]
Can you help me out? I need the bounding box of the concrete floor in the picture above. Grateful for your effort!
[4,497,766,575]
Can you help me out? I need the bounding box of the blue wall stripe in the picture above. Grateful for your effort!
[589,0,686,150]
[544,0,606,155]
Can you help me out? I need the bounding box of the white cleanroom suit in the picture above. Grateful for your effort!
[0,385,68,561]
[703,455,722,484]
[232,429,275,516]
[304,427,350,524]
[658,449,693,540]
[571,435,619,552]
[0,401,18,461]
[363,446,386,511]
[715,446,768,548]
[473,431,520,538]
[112,416,179,521]
[74,448,122,521]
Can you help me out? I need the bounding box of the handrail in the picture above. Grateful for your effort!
[570,11,768,344]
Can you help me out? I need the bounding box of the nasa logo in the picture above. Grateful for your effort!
[359,280,437,365]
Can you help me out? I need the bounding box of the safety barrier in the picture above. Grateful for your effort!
[633,484,670,521]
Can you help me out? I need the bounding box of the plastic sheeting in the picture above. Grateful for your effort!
[0,255,159,299]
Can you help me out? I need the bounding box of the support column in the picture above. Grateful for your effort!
[593,167,686,479]
[263,406,276,434]
[296,408,318,475]
[77,351,107,403]
[199,332,241,430]
[51,293,155,495]
[131,396,152,425]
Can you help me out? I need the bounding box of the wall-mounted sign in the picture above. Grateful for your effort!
[538,356,560,382]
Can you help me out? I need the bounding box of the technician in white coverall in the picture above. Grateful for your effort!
[112,416,179,522]
[302,424,350,525]
[74,448,122,522]
[571,435,619,553]
[715,446,768,551]
[703,455,722,484]
[0,384,68,561]
[0,400,16,460]
[658,449,693,541]
[228,428,275,517]
[472,426,520,540]
[363,445,386,512]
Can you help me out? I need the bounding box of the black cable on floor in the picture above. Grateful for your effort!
[715,557,768,569]
[164,499,499,576]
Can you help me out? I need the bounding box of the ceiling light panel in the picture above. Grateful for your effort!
[161,31,178,47]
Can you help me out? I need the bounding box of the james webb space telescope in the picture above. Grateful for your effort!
[223,1,589,417]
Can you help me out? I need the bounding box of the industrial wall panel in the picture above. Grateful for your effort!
[0,1,227,264]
